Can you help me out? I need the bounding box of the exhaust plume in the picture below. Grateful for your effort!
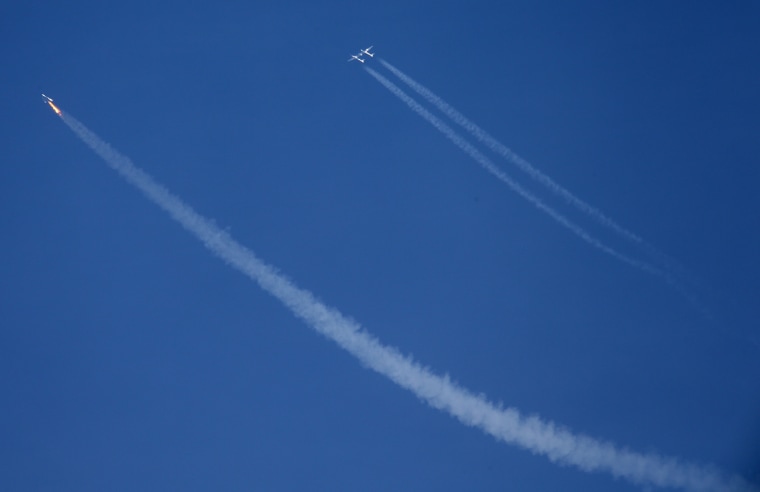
[54,109,754,492]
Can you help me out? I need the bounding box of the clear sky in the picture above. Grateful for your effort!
[2,1,759,491]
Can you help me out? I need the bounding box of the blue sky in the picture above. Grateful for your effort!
[2,1,759,490]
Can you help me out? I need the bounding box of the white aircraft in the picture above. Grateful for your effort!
[360,46,375,57]
[41,93,63,116]
[348,54,365,63]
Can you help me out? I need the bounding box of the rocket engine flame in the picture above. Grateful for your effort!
[47,101,62,116]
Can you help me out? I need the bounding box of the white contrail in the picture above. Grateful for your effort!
[373,62,705,312]
[56,110,753,492]
[364,67,666,279]
[379,59,646,245]
[379,59,698,283]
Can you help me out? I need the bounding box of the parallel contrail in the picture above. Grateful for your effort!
[372,62,705,311]
[364,67,665,279]
[56,109,753,492]
[379,59,646,245]
[378,59,697,282]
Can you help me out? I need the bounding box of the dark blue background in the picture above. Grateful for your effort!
[2,1,758,490]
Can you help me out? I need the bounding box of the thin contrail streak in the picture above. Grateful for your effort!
[379,59,645,245]
[378,59,698,283]
[373,62,706,312]
[56,110,753,492]
[364,67,665,279]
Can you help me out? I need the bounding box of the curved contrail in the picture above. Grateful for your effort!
[364,67,667,279]
[54,109,754,492]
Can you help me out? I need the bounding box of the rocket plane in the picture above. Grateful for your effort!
[42,94,62,116]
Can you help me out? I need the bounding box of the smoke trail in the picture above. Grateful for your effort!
[56,110,753,492]
[364,67,666,279]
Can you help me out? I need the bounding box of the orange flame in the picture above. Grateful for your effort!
[47,101,62,116]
